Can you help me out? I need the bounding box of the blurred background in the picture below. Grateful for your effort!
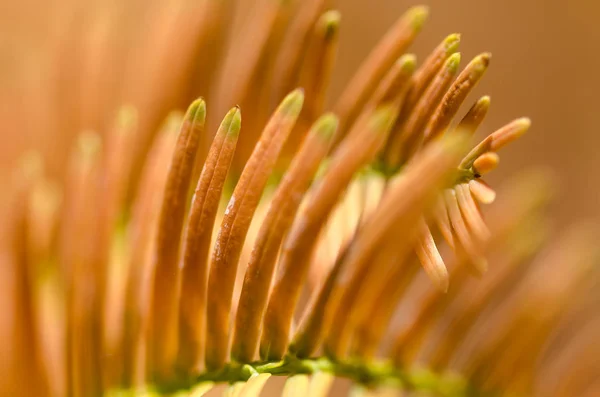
[1,0,598,225]
[333,0,600,227]
[1,0,599,396]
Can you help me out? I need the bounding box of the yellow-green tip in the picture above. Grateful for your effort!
[444,33,461,55]
[517,117,532,129]
[369,104,398,134]
[405,5,429,31]
[278,88,305,117]
[446,52,462,73]
[313,113,339,140]
[78,131,102,159]
[164,111,184,135]
[221,106,242,137]
[478,95,491,108]
[397,53,417,74]
[319,10,341,39]
[472,52,492,72]
[186,97,207,125]
[510,117,532,141]
[117,105,138,129]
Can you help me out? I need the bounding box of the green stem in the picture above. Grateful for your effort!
[146,355,475,396]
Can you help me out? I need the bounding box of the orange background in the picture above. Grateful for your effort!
[1,1,598,395]
[1,0,598,223]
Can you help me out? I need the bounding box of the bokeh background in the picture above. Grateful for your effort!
[1,0,599,395]
[2,0,598,225]
[333,0,600,227]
